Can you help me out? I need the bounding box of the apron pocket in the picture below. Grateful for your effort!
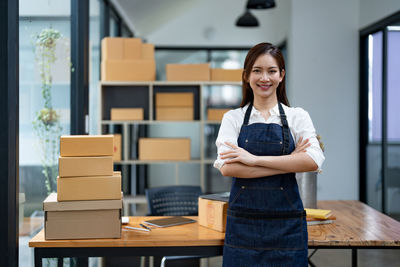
[225,210,306,250]
[229,186,297,212]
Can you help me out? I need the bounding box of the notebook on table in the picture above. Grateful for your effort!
[142,216,196,228]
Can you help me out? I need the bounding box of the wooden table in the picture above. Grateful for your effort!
[29,201,400,267]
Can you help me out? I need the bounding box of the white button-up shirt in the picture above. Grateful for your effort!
[213,103,325,172]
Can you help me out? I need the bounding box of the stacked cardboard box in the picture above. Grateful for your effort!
[101,37,156,81]
[43,135,122,240]
[155,92,194,120]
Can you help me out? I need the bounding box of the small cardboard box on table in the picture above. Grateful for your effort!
[43,193,122,240]
[198,197,228,232]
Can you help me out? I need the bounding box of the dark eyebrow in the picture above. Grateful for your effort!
[252,66,279,69]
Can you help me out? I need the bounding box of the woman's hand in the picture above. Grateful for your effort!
[291,137,311,155]
[220,141,258,166]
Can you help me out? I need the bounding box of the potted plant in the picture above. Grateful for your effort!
[32,28,64,195]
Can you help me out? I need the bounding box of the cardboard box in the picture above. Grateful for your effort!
[58,156,113,177]
[101,37,143,60]
[139,138,190,161]
[142,43,155,59]
[198,197,228,232]
[166,63,210,81]
[210,69,243,82]
[44,193,122,240]
[155,92,194,107]
[110,108,144,121]
[45,209,121,239]
[60,135,114,157]
[124,38,142,60]
[207,108,230,121]
[101,37,124,60]
[101,60,156,81]
[43,192,123,211]
[113,134,122,162]
[156,107,194,120]
[57,172,122,201]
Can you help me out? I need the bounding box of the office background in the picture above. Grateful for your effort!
[2,0,400,266]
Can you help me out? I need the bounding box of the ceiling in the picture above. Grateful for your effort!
[112,0,201,38]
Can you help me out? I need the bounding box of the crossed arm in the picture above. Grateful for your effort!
[219,137,318,178]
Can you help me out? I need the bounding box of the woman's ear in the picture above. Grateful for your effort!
[280,69,286,82]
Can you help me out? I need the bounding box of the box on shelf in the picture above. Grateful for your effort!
[113,134,122,162]
[142,43,155,59]
[101,59,156,81]
[207,108,230,121]
[101,37,142,60]
[139,138,191,161]
[156,107,194,121]
[110,108,144,121]
[155,92,194,107]
[124,38,142,60]
[43,193,122,240]
[58,156,113,177]
[60,135,114,157]
[166,63,210,81]
[198,197,228,232]
[57,172,122,201]
[101,37,124,60]
[155,92,194,120]
[210,69,243,82]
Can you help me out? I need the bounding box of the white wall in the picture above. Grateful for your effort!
[359,0,400,29]
[288,0,360,200]
[146,0,291,46]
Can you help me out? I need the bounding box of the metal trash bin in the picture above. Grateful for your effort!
[295,172,317,209]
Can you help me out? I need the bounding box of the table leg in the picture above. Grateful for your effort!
[57,257,63,267]
[352,249,357,267]
[76,257,89,267]
[34,248,42,267]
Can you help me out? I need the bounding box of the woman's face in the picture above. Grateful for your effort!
[248,53,285,101]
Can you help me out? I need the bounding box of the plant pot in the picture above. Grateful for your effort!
[295,172,317,209]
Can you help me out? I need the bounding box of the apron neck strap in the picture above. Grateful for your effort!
[278,102,290,155]
[243,101,290,155]
[243,102,253,126]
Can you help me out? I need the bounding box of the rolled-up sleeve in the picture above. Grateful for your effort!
[213,111,240,170]
[292,108,325,172]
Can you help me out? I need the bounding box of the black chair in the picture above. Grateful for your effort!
[145,185,207,267]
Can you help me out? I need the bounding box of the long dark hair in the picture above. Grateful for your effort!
[240,42,289,107]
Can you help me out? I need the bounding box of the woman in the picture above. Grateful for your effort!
[214,42,325,266]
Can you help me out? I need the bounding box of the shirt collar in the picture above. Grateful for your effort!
[245,102,280,117]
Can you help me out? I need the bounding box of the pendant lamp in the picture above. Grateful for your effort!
[246,0,276,9]
[236,10,259,27]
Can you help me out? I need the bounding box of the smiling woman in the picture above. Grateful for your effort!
[214,42,325,267]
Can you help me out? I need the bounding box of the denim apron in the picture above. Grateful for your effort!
[222,102,308,267]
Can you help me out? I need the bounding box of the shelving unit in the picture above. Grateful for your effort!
[99,81,241,214]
